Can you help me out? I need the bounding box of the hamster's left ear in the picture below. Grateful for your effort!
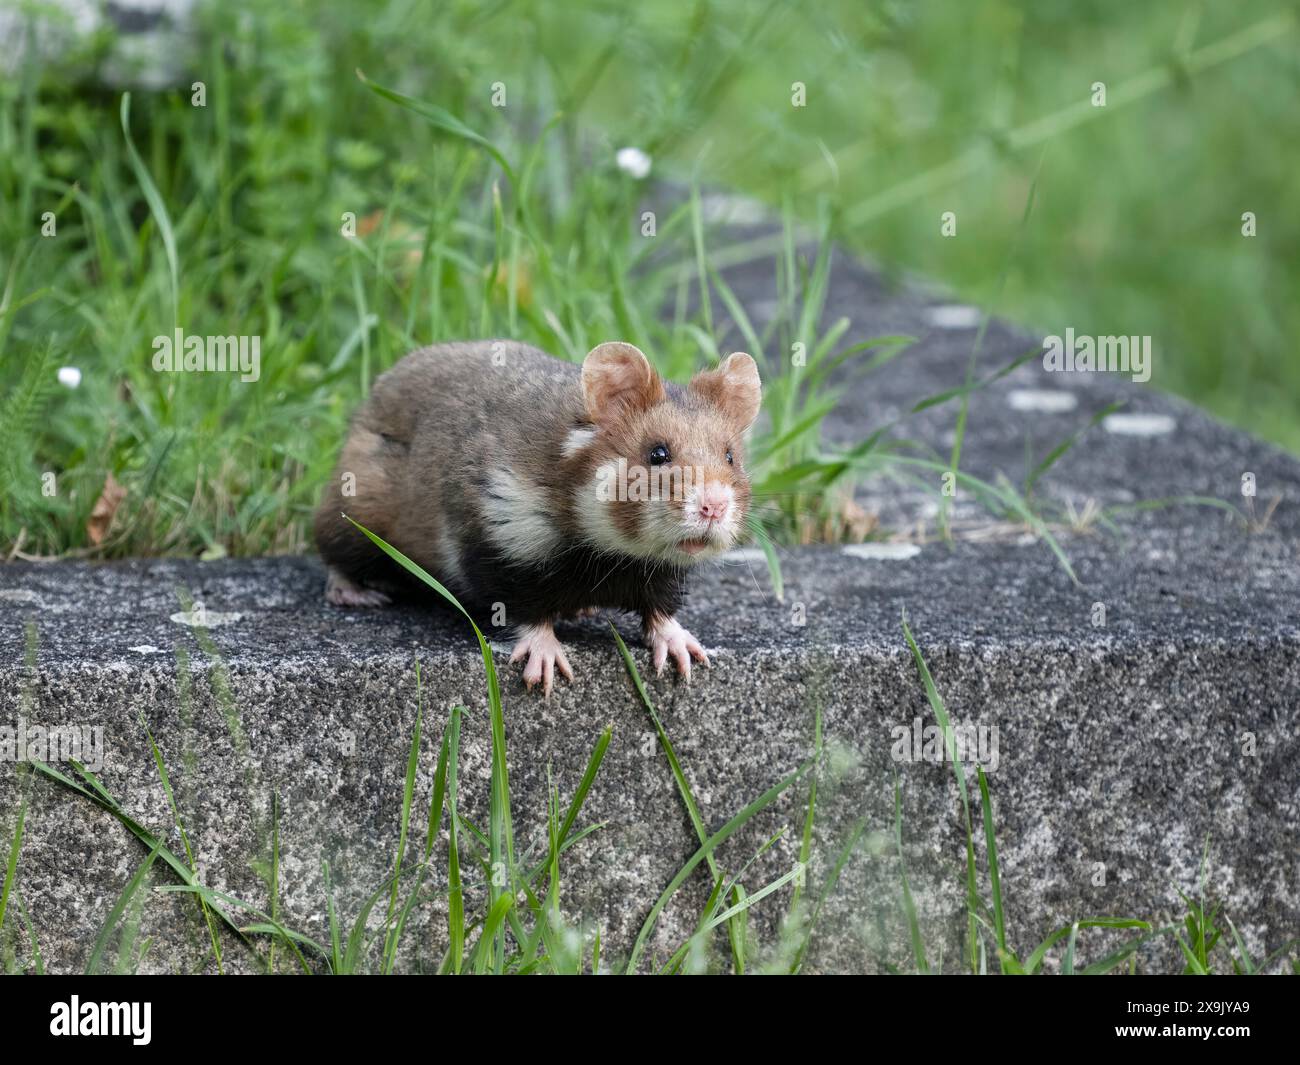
[582,342,666,427]
[689,352,762,431]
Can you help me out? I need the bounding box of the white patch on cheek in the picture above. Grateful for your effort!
[573,462,654,558]
[646,498,687,551]
[561,426,597,458]
[574,462,618,552]
[482,468,563,563]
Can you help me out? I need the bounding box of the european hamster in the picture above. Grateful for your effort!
[313,340,761,696]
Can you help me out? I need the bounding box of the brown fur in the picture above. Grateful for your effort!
[314,340,759,629]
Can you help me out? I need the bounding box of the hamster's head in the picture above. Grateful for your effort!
[573,341,762,565]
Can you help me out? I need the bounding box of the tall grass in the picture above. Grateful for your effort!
[3,1,1293,564]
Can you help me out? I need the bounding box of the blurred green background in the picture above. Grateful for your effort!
[1,0,1296,557]
[535,0,1299,445]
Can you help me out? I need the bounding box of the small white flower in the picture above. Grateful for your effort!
[57,366,82,388]
[925,304,982,330]
[615,146,652,180]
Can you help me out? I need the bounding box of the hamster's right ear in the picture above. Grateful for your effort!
[581,342,665,427]
[689,351,762,431]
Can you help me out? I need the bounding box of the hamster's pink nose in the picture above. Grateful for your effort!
[697,485,731,523]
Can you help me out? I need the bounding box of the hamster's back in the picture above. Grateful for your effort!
[314,340,585,592]
[363,341,583,454]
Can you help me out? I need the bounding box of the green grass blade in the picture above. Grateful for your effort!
[902,614,982,972]
[357,72,518,186]
[664,861,805,971]
[86,843,161,975]
[426,724,452,861]
[744,513,785,601]
[323,860,342,974]
[342,875,403,975]
[1078,925,1177,975]
[446,704,465,973]
[790,817,867,975]
[119,93,179,325]
[893,778,928,974]
[27,761,250,950]
[468,894,515,973]
[156,884,320,972]
[0,788,26,935]
[1025,401,1124,495]
[1062,923,1080,975]
[382,661,424,963]
[139,716,224,972]
[15,894,43,975]
[557,726,611,847]
[624,760,810,974]
[1022,918,1150,975]
[385,707,459,973]
[787,704,821,924]
[611,623,748,971]
[344,517,517,966]
[689,184,713,338]
[976,766,1010,969]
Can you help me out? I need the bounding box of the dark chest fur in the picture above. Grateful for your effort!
[455,537,686,629]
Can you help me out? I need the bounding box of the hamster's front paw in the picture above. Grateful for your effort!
[647,616,710,681]
[510,622,574,698]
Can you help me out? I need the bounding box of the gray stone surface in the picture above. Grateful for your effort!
[2,236,1298,974]
[1,0,198,90]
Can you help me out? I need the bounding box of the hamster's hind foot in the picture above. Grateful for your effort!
[325,566,393,608]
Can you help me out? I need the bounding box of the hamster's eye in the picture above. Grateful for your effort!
[726,449,734,465]
[649,444,671,466]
